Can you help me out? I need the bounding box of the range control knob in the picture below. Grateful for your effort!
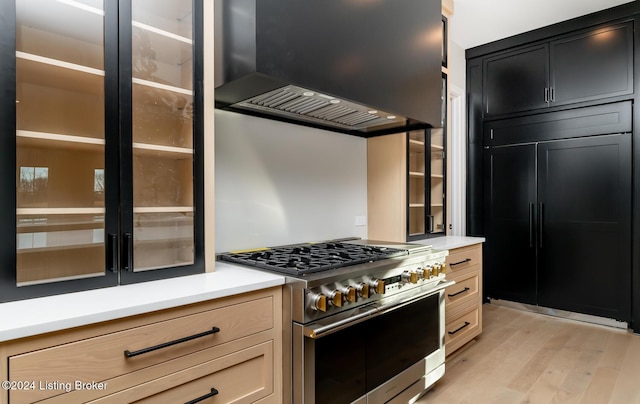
[328,290,343,307]
[402,271,419,284]
[421,266,432,279]
[440,263,447,274]
[341,286,357,303]
[355,282,370,298]
[369,279,385,295]
[431,265,439,277]
[309,293,327,312]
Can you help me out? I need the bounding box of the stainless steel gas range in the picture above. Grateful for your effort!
[218,238,452,403]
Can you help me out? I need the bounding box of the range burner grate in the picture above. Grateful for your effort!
[218,242,408,275]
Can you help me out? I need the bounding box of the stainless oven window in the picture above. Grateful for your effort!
[366,293,440,390]
[306,292,442,403]
[314,323,367,403]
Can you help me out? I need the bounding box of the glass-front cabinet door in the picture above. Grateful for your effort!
[406,125,446,239]
[408,130,427,237]
[0,0,203,301]
[128,0,196,274]
[8,0,117,300]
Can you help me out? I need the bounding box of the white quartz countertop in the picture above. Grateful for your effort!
[415,236,485,251]
[0,263,285,343]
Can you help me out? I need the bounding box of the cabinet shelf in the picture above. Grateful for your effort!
[16,52,104,97]
[409,139,425,152]
[17,208,106,215]
[431,174,444,179]
[132,77,192,96]
[133,142,193,157]
[17,130,104,151]
[17,51,104,77]
[133,207,194,213]
[409,171,425,177]
[409,204,425,208]
[132,20,192,45]
[431,144,444,151]
[17,241,103,254]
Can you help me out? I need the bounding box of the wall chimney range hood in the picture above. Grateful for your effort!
[214,0,443,137]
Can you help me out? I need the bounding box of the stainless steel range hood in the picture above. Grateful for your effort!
[214,0,443,137]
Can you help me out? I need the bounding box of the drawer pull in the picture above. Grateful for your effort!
[450,258,471,266]
[448,321,470,335]
[448,287,470,298]
[185,388,219,404]
[124,327,221,358]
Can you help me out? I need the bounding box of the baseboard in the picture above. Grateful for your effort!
[488,298,628,330]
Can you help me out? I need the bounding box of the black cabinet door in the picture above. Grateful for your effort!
[550,23,633,107]
[483,44,549,116]
[537,134,631,321]
[484,144,537,304]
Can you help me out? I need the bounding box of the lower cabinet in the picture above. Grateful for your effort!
[484,132,632,321]
[0,287,283,404]
[444,243,483,355]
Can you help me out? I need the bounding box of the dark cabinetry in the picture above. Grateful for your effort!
[0,0,204,302]
[466,3,640,329]
[484,22,633,116]
[484,44,548,115]
[484,106,632,321]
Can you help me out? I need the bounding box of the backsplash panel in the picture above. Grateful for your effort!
[215,110,367,252]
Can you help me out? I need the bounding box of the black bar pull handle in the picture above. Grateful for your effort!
[448,321,471,335]
[184,387,218,404]
[122,232,132,271]
[544,87,549,103]
[107,234,118,273]
[185,388,219,404]
[427,215,434,233]
[448,287,470,298]
[450,258,471,267]
[538,202,544,248]
[124,327,220,358]
[529,202,535,247]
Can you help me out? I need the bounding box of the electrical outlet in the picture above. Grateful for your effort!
[355,216,367,226]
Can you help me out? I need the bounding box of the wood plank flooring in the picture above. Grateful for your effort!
[417,304,640,404]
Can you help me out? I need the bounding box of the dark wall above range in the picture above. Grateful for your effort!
[464,1,640,333]
[214,0,444,137]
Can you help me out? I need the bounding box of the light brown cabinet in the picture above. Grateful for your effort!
[368,127,447,242]
[0,287,282,404]
[444,243,483,355]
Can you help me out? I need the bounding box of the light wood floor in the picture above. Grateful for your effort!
[417,304,640,404]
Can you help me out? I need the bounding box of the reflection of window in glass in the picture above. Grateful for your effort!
[19,167,48,193]
[94,169,104,193]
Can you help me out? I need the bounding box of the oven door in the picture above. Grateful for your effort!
[293,281,452,404]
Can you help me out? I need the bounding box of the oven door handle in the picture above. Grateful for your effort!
[303,280,455,339]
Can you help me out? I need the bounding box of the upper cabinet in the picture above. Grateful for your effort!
[368,8,449,242]
[484,22,633,117]
[407,126,446,240]
[1,0,204,302]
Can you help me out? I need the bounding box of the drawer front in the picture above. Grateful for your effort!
[90,341,274,404]
[445,244,482,276]
[9,296,274,403]
[445,271,479,314]
[445,304,480,355]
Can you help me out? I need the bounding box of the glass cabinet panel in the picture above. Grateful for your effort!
[430,128,446,234]
[408,130,426,236]
[131,0,194,272]
[15,0,106,285]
